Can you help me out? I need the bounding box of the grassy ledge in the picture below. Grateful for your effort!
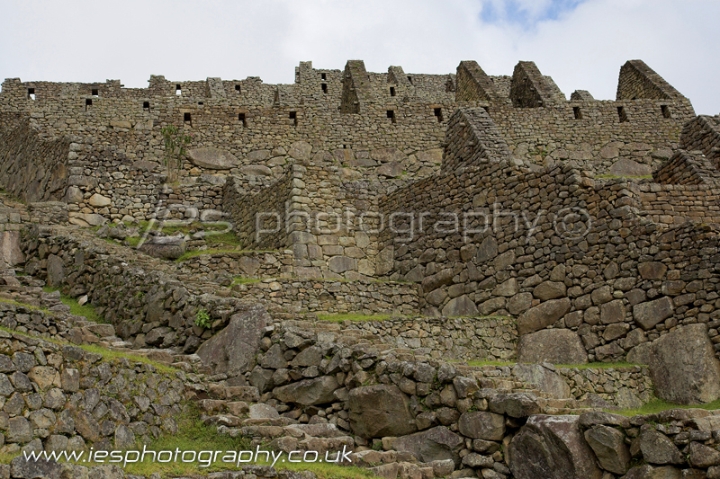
[317,313,395,323]
[42,287,106,324]
[611,398,720,417]
[231,276,262,286]
[556,362,640,370]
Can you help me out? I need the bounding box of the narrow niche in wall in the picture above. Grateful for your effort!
[434,107,443,122]
[289,111,297,126]
[27,88,35,100]
[390,87,396,97]
[321,83,328,94]
[143,101,150,110]
[184,112,192,125]
[482,106,490,114]
[321,73,327,80]
[573,106,582,120]
[85,98,92,110]
[661,105,672,118]
[91,89,99,97]
[387,110,396,123]
[238,113,247,127]
[175,85,182,96]
[407,76,413,85]
[235,84,241,93]
[617,106,628,123]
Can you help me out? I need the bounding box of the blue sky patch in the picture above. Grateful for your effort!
[481,0,586,28]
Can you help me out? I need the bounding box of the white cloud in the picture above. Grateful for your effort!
[0,0,717,114]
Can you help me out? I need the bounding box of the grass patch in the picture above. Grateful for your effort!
[0,297,49,313]
[78,343,177,375]
[612,398,720,417]
[317,313,395,323]
[557,362,640,370]
[125,236,142,248]
[232,276,261,286]
[204,231,243,248]
[465,359,516,367]
[43,287,106,324]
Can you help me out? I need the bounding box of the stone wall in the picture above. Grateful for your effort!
[0,331,183,456]
[239,280,419,316]
[0,114,69,203]
[379,107,720,366]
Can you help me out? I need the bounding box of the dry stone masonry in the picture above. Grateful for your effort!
[2,58,720,477]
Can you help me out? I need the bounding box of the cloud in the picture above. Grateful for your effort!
[0,0,717,114]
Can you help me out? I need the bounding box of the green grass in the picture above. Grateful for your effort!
[204,231,243,248]
[43,287,106,323]
[125,236,142,248]
[78,343,177,375]
[556,362,640,370]
[231,276,261,286]
[0,297,50,313]
[317,313,395,323]
[465,359,516,367]
[612,398,720,417]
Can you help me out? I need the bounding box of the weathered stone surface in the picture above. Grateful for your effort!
[46,254,65,288]
[88,193,112,207]
[188,147,240,169]
[624,465,682,479]
[517,329,587,364]
[517,298,571,334]
[457,411,505,440]
[688,441,720,468]
[533,281,566,300]
[600,299,625,324]
[348,385,416,438]
[633,297,674,330]
[288,141,313,160]
[584,425,631,474]
[512,364,571,399]
[649,323,720,404]
[639,428,684,464]
[10,455,62,479]
[0,231,24,266]
[240,164,273,176]
[609,158,652,177]
[509,415,602,479]
[196,304,270,377]
[273,376,339,406]
[138,235,186,260]
[441,295,478,317]
[393,426,463,463]
[638,261,668,280]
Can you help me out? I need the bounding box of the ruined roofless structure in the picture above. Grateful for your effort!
[3,59,720,477]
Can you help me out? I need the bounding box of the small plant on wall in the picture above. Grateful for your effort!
[161,125,192,183]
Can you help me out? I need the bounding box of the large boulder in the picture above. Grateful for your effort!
[392,426,463,464]
[649,323,720,404]
[517,329,587,364]
[46,254,65,288]
[584,425,631,474]
[633,297,674,330]
[138,235,187,260]
[517,298,571,334]
[273,376,339,406]
[196,304,269,377]
[0,231,24,267]
[348,385,416,438]
[458,411,505,440]
[512,364,571,399]
[188,147,240,169]
[509,415,603,479]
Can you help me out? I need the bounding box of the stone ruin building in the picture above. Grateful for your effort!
[0,59,719,478]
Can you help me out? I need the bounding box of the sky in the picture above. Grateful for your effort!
[0,0,718,114]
